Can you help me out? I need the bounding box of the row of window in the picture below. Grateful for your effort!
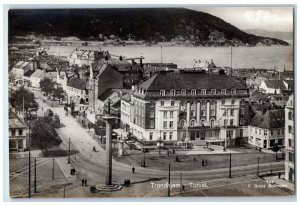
[179,119,216,127]
[160,101,175,107]
[149,132,173,140]
[163,121,174,129]
[163,111,174,118]
[160,89,237,96]
[69,87,88,95]
[224,119,235,126]
[251,127,284,136]
[10,129,23,136]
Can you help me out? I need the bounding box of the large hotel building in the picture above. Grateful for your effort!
[121,71,249,146]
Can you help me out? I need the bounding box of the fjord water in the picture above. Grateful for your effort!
[48,45,293,71]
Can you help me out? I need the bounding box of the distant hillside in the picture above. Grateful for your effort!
[9,8,289,46]
[244,29,293,41]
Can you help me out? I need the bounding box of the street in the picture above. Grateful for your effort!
[9,87,291,198]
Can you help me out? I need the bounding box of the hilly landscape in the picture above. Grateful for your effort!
[9,8,289,46]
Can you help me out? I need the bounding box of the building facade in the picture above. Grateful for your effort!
[285,94,294,182]
[9,110,28,152]
[248,109,285,149]
[121,71,249,146]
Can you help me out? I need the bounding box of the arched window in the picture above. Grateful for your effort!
[201,89,206,95]
[231,89,236,94]
[221,89,226,95]
[160,90,165,96]
[201,119,205,126]
[181,89,186,96]
[191,89,196,95]
[190,119,196,127]
[170,89,176,96]
[180,119,186,127]
[211,89,216,95]
[210,119,215,128]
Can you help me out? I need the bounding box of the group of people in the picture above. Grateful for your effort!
[202,159,208,166]
[81,178,88,186]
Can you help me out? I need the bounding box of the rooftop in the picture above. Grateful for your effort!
[67,78,88,90]
[139,72,247,91]
[250,109,285,129]
[13,61,30,69]
[9,110,27,129]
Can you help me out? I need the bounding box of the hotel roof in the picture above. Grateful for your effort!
[138,71,247,91]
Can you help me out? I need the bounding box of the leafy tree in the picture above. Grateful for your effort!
[52,87,66,104]
[29,117,62,153]
[40,77,55,96]
[9,86,39,118]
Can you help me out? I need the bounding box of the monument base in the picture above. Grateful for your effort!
[96,184,123,192]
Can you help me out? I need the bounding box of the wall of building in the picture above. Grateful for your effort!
[285,95,294,182]
[248,126,284,149]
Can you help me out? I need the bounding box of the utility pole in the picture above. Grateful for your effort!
[161,45,163,67]
[34,158,37,193]
[28,120,31,198]
[229,153,232,178]
[230,45,233,77]
[180,172,182,194]
[52,158,55,180]
[28,149,31,198]
[68,137,71,164]
[168,164,171,197]
[143,150,146,167]
[257,157,260,177]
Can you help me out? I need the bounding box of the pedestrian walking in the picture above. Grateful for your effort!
[194,157,196,162]
[84,178,87,186]
[81,178,84,186]
[132,166,135,174]
[205,159,208,165]
[202,159,205,166]
[278,172,281,179]
[181,185,185,191]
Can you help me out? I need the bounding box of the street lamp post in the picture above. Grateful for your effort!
[257,157,260,177]
[68,137,71,164]
[34,158,37,193]
[28,120,31,198]
[168,164,171,197]
[229,153,232,178]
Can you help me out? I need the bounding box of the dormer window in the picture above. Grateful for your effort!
[211,89,216,95]
[221,89,226,95]
[170,89,176,96]
[201,89,206,95]
[191,89,196,95]
[181,89,186,96]
[231,89,236,94]
[160,90,165,96]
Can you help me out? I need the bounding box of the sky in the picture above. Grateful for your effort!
[192,7,294,32]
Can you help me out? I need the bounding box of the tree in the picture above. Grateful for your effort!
[30,117,62,153]
[52,87,66,104]
[40,77,55,96]
[9,86,39,118]
[272,143,280,160]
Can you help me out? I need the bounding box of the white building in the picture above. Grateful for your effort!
[10,61,36,86]
[9,110,28,152]
[285,94,294,182]
[248,109,285,149]
[259,79,287,94]
[121,71,249,145]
